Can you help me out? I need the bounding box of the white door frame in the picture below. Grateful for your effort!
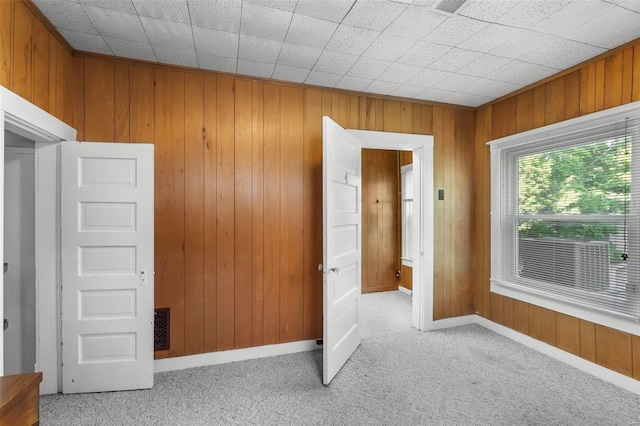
[347,129,435,331]
[0,86,77,394]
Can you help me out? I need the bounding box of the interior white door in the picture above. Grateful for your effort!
[61,141,154,394]
[322,116,362,385]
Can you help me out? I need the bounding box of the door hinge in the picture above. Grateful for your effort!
[3,319,8,330]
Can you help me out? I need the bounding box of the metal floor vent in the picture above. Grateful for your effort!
[154,308,170,351]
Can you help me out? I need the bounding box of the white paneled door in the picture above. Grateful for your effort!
[322,117,362,385]
[61,142,154,394]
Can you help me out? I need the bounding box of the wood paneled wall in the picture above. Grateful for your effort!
[0,0,74,126]
[474,40,640,380]
[72,55,476,359]
[362,149,400,294]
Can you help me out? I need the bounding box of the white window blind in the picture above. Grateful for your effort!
[401,165,413,264]
[491,111,640,322]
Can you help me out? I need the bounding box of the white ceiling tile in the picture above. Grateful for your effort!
[335,76,373,92]
[458,24,524,53]
[457,1,518,22]
[429,48,483,72]
[238,35,282,64]
[563,6,640,49]
[59,29,112,54]
[272,65,310,82]
[237,59,275,79]
[415,87,453,103]
[457,54,511,78]
[314,51,359,74]
[441,92,492,107]
[326,25,380,56]
[154,45,198,67]
[294,0,355,23]
[32,0,99,34]
[245,0,298,12]
[459,77,522,98]
[305,70,342,87]
[188,0,241,33]
[397,41,450,67]
[495,1,570,29]
[377,63,422,84]
[284,14,339,49]
[132,0,190,24]
[391,84,429,99]
[365,80,401,96]
[83,5,147,43]
[422,15,489,47]
[531,1,615,37]
[520,38,606,71]
[609,0,640,13]
[435,73,477,92]
[342,1,408,31]
[198,55,237,73]
[347,57,393,80]
[104,37,157,62]
[407,68,450,87]
[490,30,558,60]
[193,27,239,59]
[77,0,136,14]
[277,44,322,69]
[384,6,447,40]
[140,16,193,49]
[486,60,557,86]
[363,34,417,62]
[240,2,292,42]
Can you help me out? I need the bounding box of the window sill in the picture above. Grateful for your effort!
[490,279,639,335]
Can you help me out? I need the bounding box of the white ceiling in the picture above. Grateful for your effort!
[33,0,640,107]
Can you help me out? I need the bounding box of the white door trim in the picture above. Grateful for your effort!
[1,86,76,393]
[347,130,434,331]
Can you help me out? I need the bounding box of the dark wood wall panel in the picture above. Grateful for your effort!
[474,41,640,378]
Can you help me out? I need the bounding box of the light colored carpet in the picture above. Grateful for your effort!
[41,291,640,425]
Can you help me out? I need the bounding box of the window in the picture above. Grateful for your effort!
[490,103,640,328]
[401,164,413,265]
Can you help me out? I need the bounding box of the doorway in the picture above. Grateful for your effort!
[3,131,36,375]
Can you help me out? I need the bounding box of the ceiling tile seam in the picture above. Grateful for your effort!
[302,21,346,80]
[236,1,244,75]
[186,2,199,69]
[270,2,300,80]
[78,2,116,57]
[129,0,159,63]
[333,1,358,26]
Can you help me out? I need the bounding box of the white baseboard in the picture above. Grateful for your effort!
[398,286,412,295]
[154,339,322,373]
[474,316,640,396]
[428,315,476,330]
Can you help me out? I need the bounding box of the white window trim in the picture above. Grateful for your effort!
[488,101,640,335]
[401,164,413,266]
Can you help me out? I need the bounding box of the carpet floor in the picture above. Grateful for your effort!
[41,291,640,425]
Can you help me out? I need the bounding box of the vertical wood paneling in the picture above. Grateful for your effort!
[401,102,413,134]
[595,325,633,377]
[48,34,57,118]
[331,92,350,128]
[62,48,73,125]
[184,73,205,355]
[502,297,513,329]
[203,75,218,353]
[579,320,596,363]
[580,62,596,115]
[154,69,186,358]
[32,18,49,111]
[473,108,486,315]
[513,300,529,334]
[528,305,555,346]
[490,293,504,324]
[481,106,492,318]
[565,70,580,120]
[0,0,13,88]
[12,0,33,101]
[432,106,445,320]
[594,59,605,111]
[545,77,565,125]
[71,55,84,141]
[114,62,130,142]
[603,51,623,109]
[383,100,402,132]
[515,90,534,133]
[442,108,453,318]
[130,65,155,143]
[263,83,281,345]
[279,86,304,342]
[54,39,65,120]
[251,81,265,346]
[532,85,546,128]
[633,45,640,101]
[84,58,115,141]
[234,79,253,349]
[303,89,323,340]
[632,336,640,380]
[216,77,235,351]
[555,313,580,356]
[621,47,634,105]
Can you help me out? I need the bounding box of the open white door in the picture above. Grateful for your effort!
[322,117,362,385]
[61,141,154,394]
